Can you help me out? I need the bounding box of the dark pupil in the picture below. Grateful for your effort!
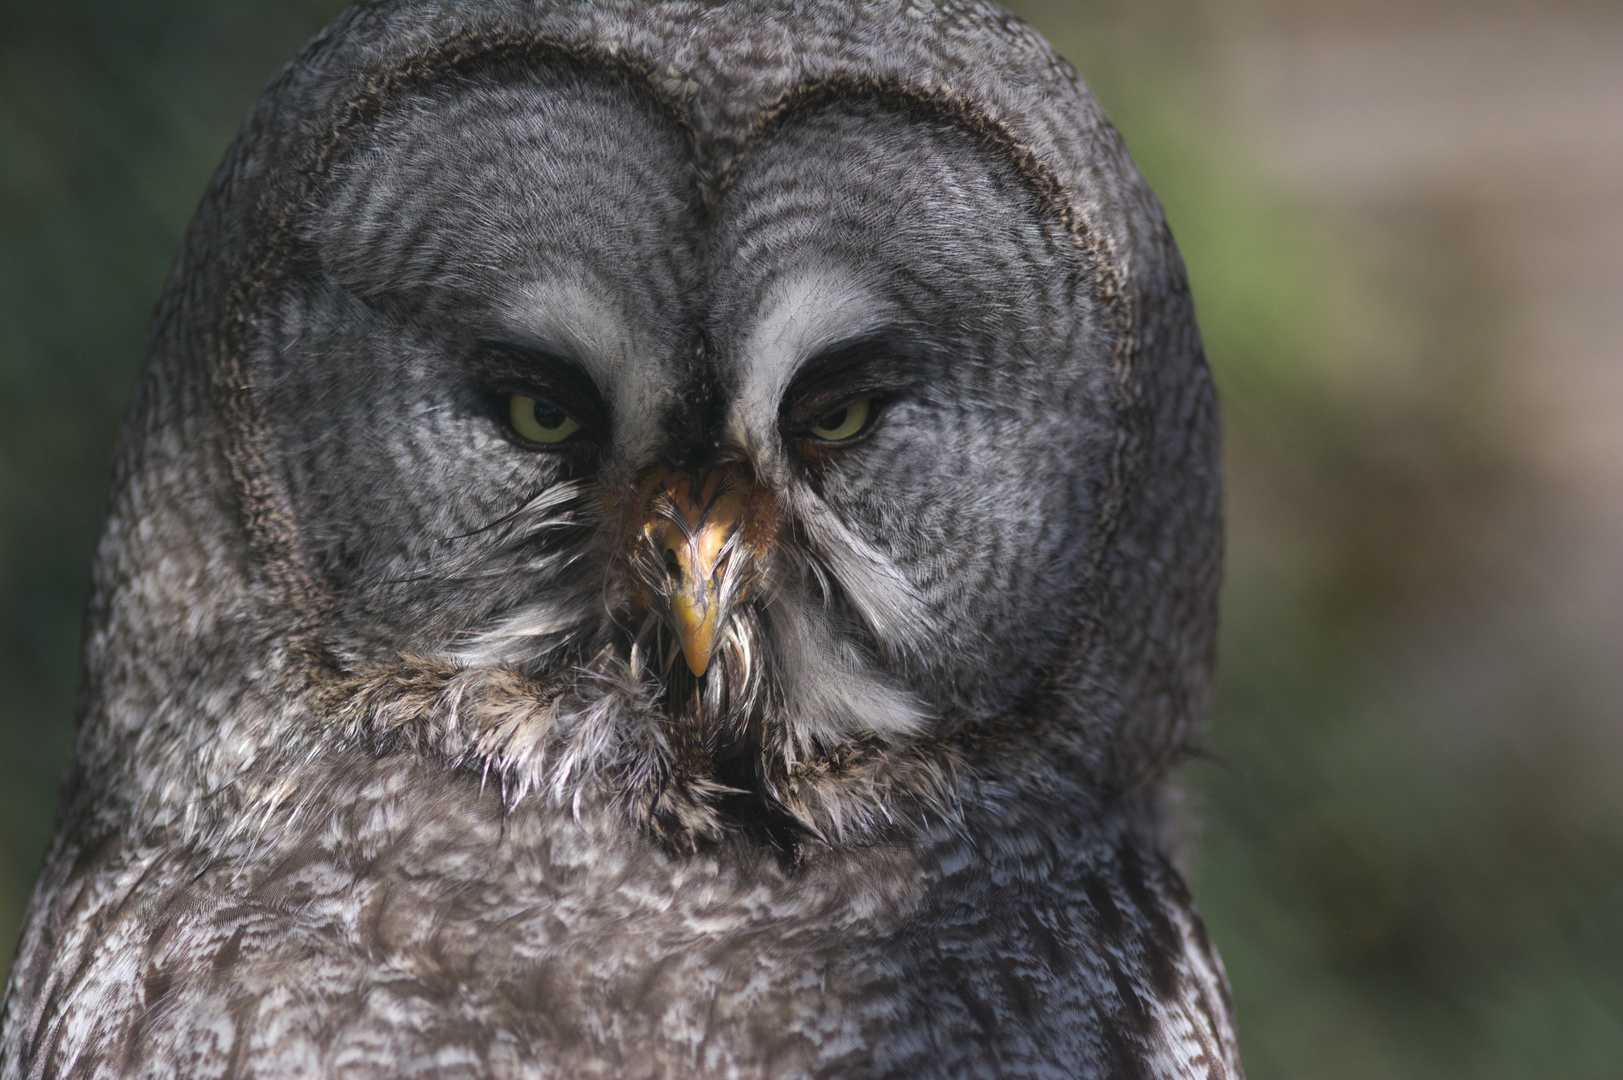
[817,406,849,433]
[531,401,568,429]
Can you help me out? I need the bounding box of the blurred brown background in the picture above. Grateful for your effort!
[2,2,1619,1075]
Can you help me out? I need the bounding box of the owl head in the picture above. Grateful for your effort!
[80,1,1220,851]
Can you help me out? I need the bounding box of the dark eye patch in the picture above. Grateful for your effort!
[470,340,611,437]
[778,334,929,432]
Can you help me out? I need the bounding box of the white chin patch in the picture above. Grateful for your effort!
[765,596,928,754]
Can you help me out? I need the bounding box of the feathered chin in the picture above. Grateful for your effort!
[329,478,954,851]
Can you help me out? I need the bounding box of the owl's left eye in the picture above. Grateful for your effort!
[802,398,876,444]
[507,393,584,446]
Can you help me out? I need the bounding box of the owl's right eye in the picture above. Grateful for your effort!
[507,393,585,446]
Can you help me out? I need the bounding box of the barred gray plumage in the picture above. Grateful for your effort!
[0,1,1240,1076]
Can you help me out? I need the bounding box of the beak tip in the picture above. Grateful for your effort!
[671,595,717,677]
[683,648,712,678]
[647,466,751,681]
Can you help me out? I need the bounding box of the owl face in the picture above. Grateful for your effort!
[262,65,1113,836]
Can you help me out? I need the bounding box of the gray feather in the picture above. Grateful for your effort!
[2,2,1237,1077]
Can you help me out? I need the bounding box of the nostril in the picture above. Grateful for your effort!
[663,545,682,579]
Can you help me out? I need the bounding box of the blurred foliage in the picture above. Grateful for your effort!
[1014,3,1623,1077]
[2,2,1619,1077]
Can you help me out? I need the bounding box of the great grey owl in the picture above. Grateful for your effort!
[1,1,1237,1076]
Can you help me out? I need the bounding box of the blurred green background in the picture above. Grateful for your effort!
[4,2,1620,1075]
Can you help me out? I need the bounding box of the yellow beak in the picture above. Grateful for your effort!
[646,471,747,677]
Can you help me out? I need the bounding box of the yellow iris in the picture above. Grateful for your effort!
[508,393,582,444]
[806,398,871,442]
